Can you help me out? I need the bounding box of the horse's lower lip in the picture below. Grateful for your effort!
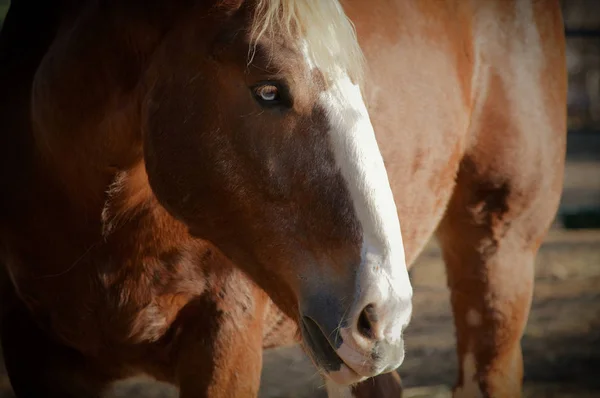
[300,316,367,383]
[301,317,345,371]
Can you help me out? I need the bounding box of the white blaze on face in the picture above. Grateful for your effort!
[300,37,412,379]
[295,49,413,376]
[318,72,413,308]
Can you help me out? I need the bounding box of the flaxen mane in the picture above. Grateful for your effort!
[249,0,365,83]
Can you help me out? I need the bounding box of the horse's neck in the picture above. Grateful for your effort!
[3,0,236,287]
[8,0,194,215]
[0,0,65,222]
[101,162,176,240]
[30,49,146,214]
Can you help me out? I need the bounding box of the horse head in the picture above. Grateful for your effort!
[142,0,413,385]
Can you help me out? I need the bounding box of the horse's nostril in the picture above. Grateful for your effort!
[357,304,376,339]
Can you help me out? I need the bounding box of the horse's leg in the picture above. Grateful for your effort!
[436,4,566,396]
[0,300,112,398]
[436,143,564,396]
[175,294,266,398]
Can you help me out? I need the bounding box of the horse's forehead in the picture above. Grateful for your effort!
[299,39,317,70]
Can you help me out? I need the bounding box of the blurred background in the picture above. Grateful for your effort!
[0,1,599,397]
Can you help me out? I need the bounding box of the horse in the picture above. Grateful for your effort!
[0,0,566,397]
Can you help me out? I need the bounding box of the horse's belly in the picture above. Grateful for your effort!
[378,123,465,267]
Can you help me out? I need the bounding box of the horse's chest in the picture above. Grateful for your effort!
[4,257,187,356]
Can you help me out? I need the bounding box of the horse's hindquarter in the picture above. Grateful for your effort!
[345,0,474,264]
[464,0,567,221]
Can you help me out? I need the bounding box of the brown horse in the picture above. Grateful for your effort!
[0,0,566,397]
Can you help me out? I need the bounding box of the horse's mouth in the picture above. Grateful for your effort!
[300,317,365,384]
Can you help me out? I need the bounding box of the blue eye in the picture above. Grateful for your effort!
[254,84,280,103]
[252,82,293,109]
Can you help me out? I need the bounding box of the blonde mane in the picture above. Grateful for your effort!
[248,0,365,84]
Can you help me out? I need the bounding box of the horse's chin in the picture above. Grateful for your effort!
[300,317,368,385]
[324,364,368,385]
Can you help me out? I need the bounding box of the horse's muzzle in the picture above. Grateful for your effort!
[300,287,411,385]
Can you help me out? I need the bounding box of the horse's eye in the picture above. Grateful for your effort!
[253,83,281,105]
[251,81,293,109]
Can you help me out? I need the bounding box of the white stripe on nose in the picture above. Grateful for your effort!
[317,72,413,376]
[317,74,413,304]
